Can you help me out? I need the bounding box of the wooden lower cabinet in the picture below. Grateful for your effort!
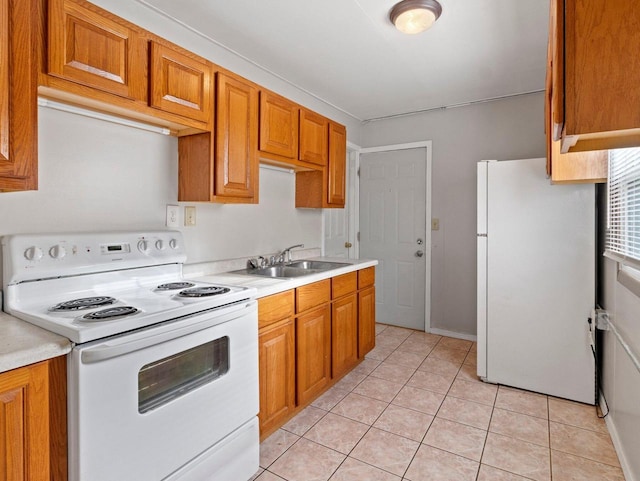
[358,286,376,358]
[258,317,295,436]
[0,356,67,481]
[296,304,331,406]
[332,293,358,378]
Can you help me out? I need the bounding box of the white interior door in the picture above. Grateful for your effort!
[324,150,357,258]
[359,146,429,330]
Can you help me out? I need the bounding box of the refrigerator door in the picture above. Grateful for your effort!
[485,158,595,404]
[477,161,490,379]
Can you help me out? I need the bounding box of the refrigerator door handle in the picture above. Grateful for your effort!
[477,234,487,237]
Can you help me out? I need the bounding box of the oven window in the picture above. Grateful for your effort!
[138,337,229,413]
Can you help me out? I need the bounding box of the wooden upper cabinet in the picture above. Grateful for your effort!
[149,41,213,123]
[299,109,329,166]
[215,73,259,202]
[259,91,299,159]
[549,0,640,153]
[327,122,347,206]
[47,0,147,101]
[0,0,38,192]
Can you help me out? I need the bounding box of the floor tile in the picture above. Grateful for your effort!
[423,417,487,461]
[456,363,481,383]
[311,386,351,411]
[259,429,300,468]
[428,345,468,364]
[489,408,549,447]
[392,385,444,415]
[350,427,419,476]
[380,325,414,340]
[495,386,548,419]
[249,468,265,480]
[304,412,369,454]
[397,336,437,355]
[463,351,477,366]
[549,421,620,467]
[405,444,479,481]
[282,405,327,436]
[469,342,478,353]
[376,335,405,350]
[437,337,473,352]
[477,464,534,481]
[373,404,434,442]
[385,350,427,369]
[328,457,401,481]
[255,472,286,481]
[548,397,608,434]
[352,358,381,375]
[369,361,416,384]
[331,392,388,425]
[353,376,404,402]
[366,344,396,361]
[375,324,388,335]
[334,370,367,391]
[551,449,626,481]
[437,396,493,430]
[448,378,497,406]
[408,331,442,344]
[269,438,345,481]
[482,432,551,481]
[407,369,454,394]
[418,356,461,379]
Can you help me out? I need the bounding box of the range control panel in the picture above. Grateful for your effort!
[2,231,187,285]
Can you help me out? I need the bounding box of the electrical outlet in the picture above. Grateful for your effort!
[184,206,196,226]
[431,218,440,231]
[166,205,179,228]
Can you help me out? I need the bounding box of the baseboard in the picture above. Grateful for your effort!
[600,391,637,481]
[428,327,477,342]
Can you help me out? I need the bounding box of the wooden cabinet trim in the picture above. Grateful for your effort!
[358,286,376,358]
[259,290,295,329]
[296,304,331,405]
[327,122,347,206]
[295,279,331,313]
[299,109,329,166]
[259,90,299,159]
[358,267,375,289]
[332,293,358,378]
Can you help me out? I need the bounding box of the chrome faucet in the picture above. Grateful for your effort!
[279,244,304,264]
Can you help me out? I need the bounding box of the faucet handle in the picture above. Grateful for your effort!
[247,258,259,269]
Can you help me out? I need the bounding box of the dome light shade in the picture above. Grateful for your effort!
[390,0,442,34]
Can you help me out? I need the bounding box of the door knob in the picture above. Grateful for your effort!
[345,242,353,248]
[415,250,424,257]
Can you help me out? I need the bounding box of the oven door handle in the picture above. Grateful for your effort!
[80,301,256,364]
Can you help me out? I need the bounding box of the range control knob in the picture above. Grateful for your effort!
[169,238,179,250]
[155,239,166,251]
[49,245,67,259]
[24,246,43,261]
[137,239,150,254]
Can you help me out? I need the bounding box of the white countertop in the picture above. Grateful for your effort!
[194,257,378,298]
[0,311,72,374]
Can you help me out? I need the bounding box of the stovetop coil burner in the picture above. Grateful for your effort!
[51,296,116,311]
[156,282,196,290]
[178,286,231,298]
[82,306,140,321]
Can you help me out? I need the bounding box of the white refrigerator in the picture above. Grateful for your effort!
[477,158,595,404]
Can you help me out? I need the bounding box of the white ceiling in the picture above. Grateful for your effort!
[140,0,549,122]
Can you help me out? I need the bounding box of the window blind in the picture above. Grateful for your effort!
[607,148,640,260]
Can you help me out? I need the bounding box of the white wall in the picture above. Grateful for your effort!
[0,105,322,274]
[360,93,546,336]
[601,258,640,481]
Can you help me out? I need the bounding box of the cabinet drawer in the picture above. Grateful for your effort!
[332,272,357,299]
[358,267,375,289]
[258,290,295,329]
[296,279,330,313]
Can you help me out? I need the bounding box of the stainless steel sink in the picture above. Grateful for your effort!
[288,260,351,270]
[230,260,351,278]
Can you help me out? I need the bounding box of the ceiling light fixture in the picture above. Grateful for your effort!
[390,0,442,34]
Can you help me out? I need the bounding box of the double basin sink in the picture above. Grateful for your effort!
[231,260,351,279]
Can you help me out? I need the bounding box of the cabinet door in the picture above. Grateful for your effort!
[358,287,376,358]
[0,0,38,192]
[327,122,347,206]
[258,318,295,436]
[47,0,147,100]
[332,293,358,378]
[296,304,331,405]
[0,361,50,481]
[299,109,329,166]
[149,41,213,124]
[260,91,299,158]
[215,73,259,202]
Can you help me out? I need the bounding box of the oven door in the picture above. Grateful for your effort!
[67,300,258,481]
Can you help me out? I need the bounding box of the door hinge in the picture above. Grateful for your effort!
[357,232,360,242]
[357,167,360,177]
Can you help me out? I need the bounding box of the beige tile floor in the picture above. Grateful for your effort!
[252,324,625,481]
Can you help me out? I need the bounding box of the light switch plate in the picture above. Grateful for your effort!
[185,206,196,226]
[166,205,179,228]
